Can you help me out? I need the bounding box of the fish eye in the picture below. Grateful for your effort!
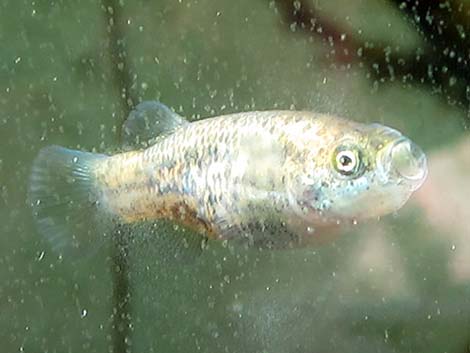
[333,146,363,177]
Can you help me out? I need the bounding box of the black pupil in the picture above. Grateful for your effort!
[339,154,352,166]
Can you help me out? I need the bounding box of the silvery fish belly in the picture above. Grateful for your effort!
[29,101,428,255]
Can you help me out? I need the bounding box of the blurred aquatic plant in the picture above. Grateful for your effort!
[274,0,470,115]
[100,0,137,352]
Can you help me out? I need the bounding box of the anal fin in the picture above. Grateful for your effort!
[118,219,208,265]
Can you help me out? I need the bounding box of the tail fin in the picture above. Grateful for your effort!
[29,145,111,258]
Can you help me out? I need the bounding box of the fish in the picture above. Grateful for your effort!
[29,101,428,257]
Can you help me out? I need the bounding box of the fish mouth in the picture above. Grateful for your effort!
[377,136,428,190]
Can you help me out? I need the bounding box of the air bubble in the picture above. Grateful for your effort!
[81,309,88,318]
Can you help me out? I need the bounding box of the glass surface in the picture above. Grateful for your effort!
[1,1,469,352]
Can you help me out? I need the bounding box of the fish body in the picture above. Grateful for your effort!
[29,102,428,254]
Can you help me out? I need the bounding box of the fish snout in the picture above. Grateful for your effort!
[389,139,427,189]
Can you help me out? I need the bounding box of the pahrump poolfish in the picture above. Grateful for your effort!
[29,101,427,256]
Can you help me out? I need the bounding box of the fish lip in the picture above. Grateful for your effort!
[377,137,428,189]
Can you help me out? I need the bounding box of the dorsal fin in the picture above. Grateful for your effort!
[122,101,189,149]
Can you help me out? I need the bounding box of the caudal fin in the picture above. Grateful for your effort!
[29,145,111,258]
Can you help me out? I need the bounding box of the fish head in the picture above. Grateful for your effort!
[291,120,427,224]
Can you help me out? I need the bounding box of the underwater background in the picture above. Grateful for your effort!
[1,0,470,352]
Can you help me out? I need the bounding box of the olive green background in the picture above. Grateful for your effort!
[1,0,469,352]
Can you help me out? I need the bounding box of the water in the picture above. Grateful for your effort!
[1,0,469,352]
